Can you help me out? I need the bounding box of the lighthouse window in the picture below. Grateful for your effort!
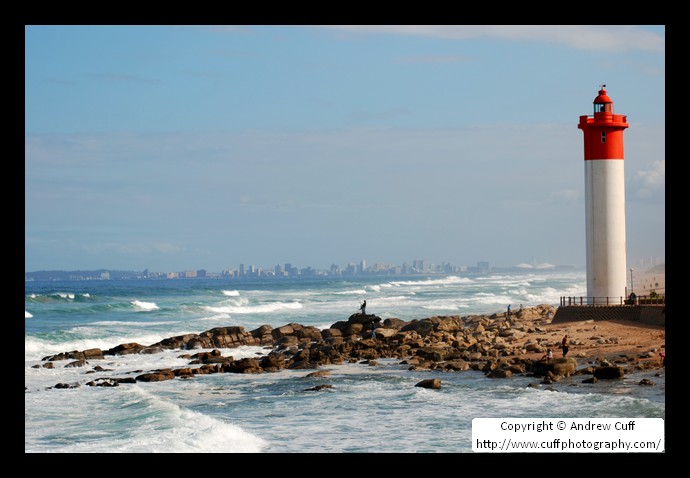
[594,103,605,113]
[601,131,606,143]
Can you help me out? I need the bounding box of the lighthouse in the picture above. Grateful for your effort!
[578,85,629,303]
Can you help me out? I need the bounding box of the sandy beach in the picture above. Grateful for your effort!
[514,315,666,369]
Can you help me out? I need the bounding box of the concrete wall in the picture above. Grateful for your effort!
[553,305,664,326]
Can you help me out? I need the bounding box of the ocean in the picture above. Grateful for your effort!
[24,270,665,453]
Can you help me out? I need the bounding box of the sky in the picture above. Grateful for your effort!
[25,25,665,273]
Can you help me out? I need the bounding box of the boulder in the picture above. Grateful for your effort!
[136,369,175,382]
[401,320,435,337]
[346,313,382,325]
[106,343,146,355]
[415,378,442,389]
[222,357,263,374]
[593,366,625,379]
[82,348,104,360]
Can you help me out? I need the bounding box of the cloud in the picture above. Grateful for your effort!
[632,159,665,199]
[318,25,664,53]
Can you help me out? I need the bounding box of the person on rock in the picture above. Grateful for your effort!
[561,335,569,357]
[541,348,553,363]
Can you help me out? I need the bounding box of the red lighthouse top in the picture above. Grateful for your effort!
[578,85,628,160]
[593,86,613,113]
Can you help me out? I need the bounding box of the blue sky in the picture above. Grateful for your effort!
[25,25,665,273]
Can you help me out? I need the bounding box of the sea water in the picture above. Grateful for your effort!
[24,271,665,453]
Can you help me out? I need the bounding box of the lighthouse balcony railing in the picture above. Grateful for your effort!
[589,113,628,123]
[559,295,665,307]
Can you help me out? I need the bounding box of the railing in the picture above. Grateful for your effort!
[560,295,665,306]
[636,296,666,305]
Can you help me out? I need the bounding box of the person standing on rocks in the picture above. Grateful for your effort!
[359,300,367,315]
[561,335,569,357]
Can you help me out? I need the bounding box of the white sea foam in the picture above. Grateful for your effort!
[222,290,240,296]
[129,395,267,453]
[197,313,233,322]
[204,301,303,314]
[423,302,469,311]
[87,320,177,327]
[387,276,473,287]
[370,295,413,305]
[472,294,512,305]
[24,383,267,453]
[25,310,33,318]
[334,289,367,295]
[24,331,267,364]
[522,286,569,305]
[222,297,250,307]
[131,300,159,310]
[25,334,170,361]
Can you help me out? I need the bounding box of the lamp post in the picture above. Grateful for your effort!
[629,268,634,302]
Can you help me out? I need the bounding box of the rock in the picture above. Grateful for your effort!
[136,369,175,382]
[347,313,382,325]
[222,357,263,374]
[305,370,331,378]
[415,378,442,389]
[303,384,333,392]
[53,382,79,389]
[83,348,104,360]
[36,305,663,391]
[107,343,146,355]
[65,360,88,368]
[593,366,625,379]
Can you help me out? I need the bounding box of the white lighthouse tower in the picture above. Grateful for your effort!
[578,85,629,303]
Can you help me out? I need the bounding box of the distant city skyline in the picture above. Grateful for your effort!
[25,254,665,277]
[25,26,665,273]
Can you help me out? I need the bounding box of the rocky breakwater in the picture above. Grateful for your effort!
[34,304,662,390]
